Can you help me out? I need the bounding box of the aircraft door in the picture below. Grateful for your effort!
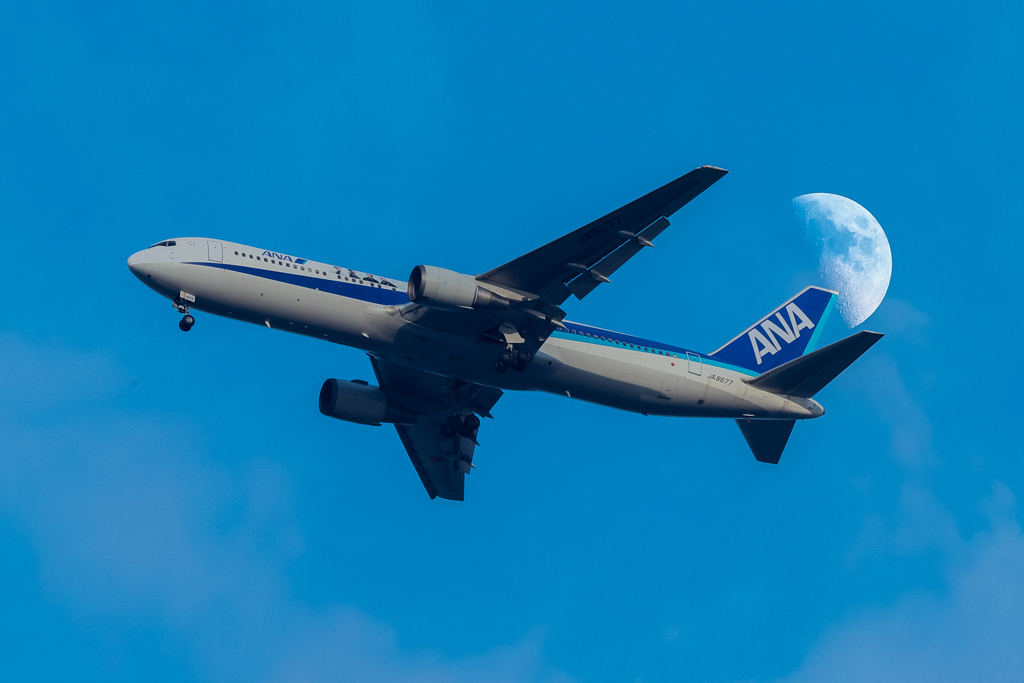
[687,352,702,376]
[208,240,223,262]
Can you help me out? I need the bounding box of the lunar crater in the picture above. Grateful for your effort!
[794,193,892,328]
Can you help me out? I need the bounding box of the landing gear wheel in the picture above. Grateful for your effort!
[516,349,532,364]
[499,348,516,364]
[459,414,481,437]
[493,358,509,373]
[179,315,195,332]
[441,415,463,439]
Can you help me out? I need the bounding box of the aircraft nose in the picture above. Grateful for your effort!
[127,249,148,277]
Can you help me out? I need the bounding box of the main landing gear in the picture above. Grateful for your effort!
[174,296,195,332]
[492,347,533,373]
[440,413,481,439]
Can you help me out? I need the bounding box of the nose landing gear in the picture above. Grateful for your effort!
[173,295,195,332]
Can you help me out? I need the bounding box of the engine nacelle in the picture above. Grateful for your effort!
[407,265,509,310]
[318,379,417,426]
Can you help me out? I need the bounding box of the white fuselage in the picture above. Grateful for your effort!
[127,238,823,421]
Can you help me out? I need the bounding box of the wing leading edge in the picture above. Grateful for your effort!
[477,166,727,303]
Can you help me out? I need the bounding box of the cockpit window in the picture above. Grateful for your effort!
[149,240,177,248]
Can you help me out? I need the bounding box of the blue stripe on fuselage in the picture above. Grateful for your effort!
[553,323,757,376]
[187,261,410,305]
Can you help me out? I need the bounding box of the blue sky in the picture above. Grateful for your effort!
[1,1,1022,680]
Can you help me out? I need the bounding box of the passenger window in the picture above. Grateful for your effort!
[234,251,238,255]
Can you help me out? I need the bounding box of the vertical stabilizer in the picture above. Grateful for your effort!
[710,286,836,374]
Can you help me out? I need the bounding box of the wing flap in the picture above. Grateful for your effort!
[396,415,474,501]
[567,216,670,300]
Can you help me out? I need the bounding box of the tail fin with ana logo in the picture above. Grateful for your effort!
[708,286,837,374]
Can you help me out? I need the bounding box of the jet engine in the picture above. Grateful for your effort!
[407,265,509,310]
[318,379,417,426]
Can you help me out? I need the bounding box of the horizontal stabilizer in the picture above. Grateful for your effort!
[736,419,796,464]
[745,330,883,398]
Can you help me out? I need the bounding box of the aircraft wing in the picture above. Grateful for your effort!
[398,166,728,360]
[477,165,728,304]
[369,355,503,501]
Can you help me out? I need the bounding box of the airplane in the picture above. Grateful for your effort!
[127,166,882,501]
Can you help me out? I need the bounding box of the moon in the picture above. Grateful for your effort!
[793,193,892,328]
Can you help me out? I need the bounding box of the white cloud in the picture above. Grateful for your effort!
[272,618,571,683]
[777,304,1024,682]
[845,351,933,469]
[0,335,573,682]
[775,483,1024,683]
